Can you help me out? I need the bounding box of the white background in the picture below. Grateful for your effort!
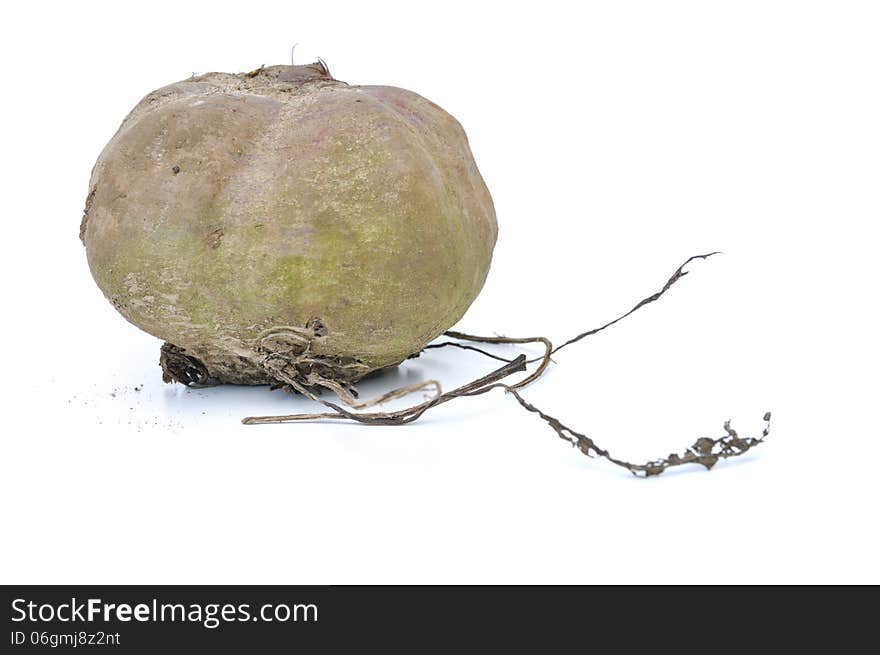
[1,1,877,584]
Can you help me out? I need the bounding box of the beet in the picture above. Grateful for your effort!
[82,62,496,388]
[82,62,769,476]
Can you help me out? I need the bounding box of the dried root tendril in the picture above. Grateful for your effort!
[310,377,443,411]
[241,252,770,477]
[509,387,771,477]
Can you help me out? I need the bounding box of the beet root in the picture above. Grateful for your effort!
[82,63,496,388]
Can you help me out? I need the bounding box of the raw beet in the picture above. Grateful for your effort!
[82,63,496,387]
